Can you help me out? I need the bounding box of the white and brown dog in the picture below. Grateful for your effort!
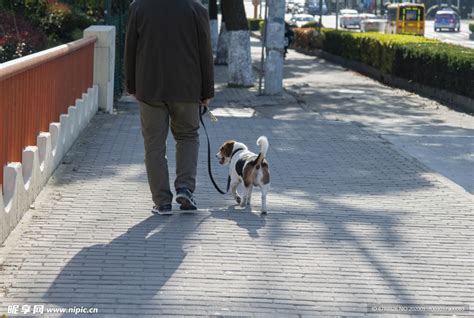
[216,136,270,213]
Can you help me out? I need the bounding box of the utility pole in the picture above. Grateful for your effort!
[336,0,339,29]
[263,0,285,95]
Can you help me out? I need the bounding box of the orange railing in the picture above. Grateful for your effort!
[0,36,96,186]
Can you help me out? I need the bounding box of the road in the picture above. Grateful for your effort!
[242,0,474,49]
[317,15,474,49]
[425,20,474,48]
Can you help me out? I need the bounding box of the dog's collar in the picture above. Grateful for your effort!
[231,148,244,159]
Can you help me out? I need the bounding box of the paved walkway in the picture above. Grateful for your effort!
[1,46,473,317]
[263,37,474,194]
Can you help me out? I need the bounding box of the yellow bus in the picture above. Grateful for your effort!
[385,3,425,36]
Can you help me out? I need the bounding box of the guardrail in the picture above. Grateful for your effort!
[0,36,96,186]
[0,27,117,243]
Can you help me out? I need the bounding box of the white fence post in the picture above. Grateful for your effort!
[84,26,116,113]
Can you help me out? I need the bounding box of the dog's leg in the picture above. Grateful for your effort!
[247,186,253,206]
[241,185,253,208]
[261,184,270,214]
[231,182,241,204]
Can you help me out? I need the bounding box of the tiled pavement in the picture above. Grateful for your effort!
[0,63,473,316]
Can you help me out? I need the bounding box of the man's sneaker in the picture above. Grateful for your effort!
[175,188,197,210]
[152,204,173,215]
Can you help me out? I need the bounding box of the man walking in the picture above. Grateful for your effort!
[125,0,214,214]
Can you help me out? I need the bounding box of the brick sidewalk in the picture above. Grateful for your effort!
[0,64,473,317]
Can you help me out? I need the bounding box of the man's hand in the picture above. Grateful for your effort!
[201,98,211,108]
[200,98,217,122]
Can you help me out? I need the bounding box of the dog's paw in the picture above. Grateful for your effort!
[235,196,241,204]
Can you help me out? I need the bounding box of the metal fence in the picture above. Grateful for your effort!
[104,0,128,100]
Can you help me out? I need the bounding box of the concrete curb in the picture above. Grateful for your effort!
[294,47,474,114]
[0,85,99,244]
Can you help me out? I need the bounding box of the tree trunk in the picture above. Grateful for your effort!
[223,0,249,31]
[222,0,253,87]
[209,0,218,53]
[253,0,260,19]
[215,0,229,65]
[264,0,285,94]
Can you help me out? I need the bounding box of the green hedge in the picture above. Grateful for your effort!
[470,23,474,33]
[248,18,264,31]
[292,28,474,99]
[259,20,266,35]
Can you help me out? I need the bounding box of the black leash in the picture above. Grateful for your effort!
[199,104,229,194]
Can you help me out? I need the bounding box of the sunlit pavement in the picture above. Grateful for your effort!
[0,21,472,317]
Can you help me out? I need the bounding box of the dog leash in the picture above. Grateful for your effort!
[199,104,229,194]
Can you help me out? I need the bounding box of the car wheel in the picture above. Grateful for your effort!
[434,28,438,32]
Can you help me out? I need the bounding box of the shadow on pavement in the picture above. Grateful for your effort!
[43,214,207,315]
[34,60,470,315]
[210,206,267,238]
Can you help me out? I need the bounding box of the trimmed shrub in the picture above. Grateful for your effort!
[259,20,265,35]
[470,23,474,33]
[322,30,437,74]
[292,28,474,99]
[248,18,264,31]
[392,42,474,98]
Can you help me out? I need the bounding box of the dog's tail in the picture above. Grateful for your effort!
[254,136,269,168]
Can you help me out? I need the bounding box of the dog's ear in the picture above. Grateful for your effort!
[221,140,236,157]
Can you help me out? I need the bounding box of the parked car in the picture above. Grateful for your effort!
[360,15,387,32]
[434,9,461,32]
[339,9,361,29]
[290,14,316,27]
